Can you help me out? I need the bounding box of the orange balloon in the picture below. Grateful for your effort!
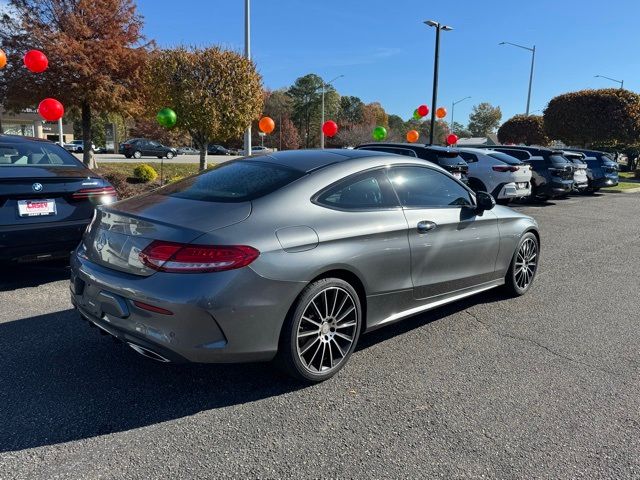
[258,116,275,134]
[406,130,419,143]
[436,107,447,119]
[0,49,6,69]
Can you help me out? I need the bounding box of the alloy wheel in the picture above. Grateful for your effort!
[515,237,537,290]
[296,287,358,374]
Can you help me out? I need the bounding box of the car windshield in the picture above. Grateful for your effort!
[159,160,304,202]
[486,152,522,165]
[0,142,82,167]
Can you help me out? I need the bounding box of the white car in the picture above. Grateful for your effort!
[238,145,272,156]
[562,151,590,192]
[458,148,532,203]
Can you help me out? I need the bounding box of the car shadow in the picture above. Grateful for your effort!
[0,261,70,292]
[0,287,507,452]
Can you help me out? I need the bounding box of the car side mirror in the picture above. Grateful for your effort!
[475,191,496,213]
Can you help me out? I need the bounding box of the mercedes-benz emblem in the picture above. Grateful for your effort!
[32,182,43,192]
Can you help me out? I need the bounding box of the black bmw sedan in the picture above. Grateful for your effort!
[0,135,116,263]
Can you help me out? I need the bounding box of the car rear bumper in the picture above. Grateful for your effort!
[493,182,531,199]
[0,219,88,262]
[70,251,305,364]
[592,176,618,188]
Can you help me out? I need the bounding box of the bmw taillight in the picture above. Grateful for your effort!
[492,165,520,172]
[139,240,260,273]
[72,186,117,204]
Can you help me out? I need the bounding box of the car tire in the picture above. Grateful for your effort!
[133,151,142,159]
[124,154,132,159]
[504,232,539,297]
[166,152,174,159]
[277,277,362,383]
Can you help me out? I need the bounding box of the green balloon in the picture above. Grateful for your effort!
[157,107,177,128]
[372,126,387,141]
[413,109,421,120]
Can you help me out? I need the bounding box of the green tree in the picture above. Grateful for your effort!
[544,88,640,147]
[0,0,151,167]
[144,47,263,170]
[468,102,502,136]
[287,74,336,148]
[451,121,472,138]
[337,96,365,127]
[498,115,549,146]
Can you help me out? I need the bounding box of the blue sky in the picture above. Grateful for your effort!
[137,0,640,126]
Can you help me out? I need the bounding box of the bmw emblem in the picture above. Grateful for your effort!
[32,182,43,192]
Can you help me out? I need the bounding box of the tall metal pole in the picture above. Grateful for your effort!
[429,26,441,145]
[243,0,251,156]
[320,84,325,149]
[526,46,535,115]
[451,100,455,133]
[57,118,64,146]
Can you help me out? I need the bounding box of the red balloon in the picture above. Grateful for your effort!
[446,133,459,145]
[322,120,338,137]
[38,98,64,122]
[24,49,48,73]
[417,104,429,117]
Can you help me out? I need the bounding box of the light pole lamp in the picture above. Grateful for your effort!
[499,41,536,115]
[594,74,624,89]
[243,0,251,156]
[320,74,344,149]
[450,96,470,134]
[425,20,453,145]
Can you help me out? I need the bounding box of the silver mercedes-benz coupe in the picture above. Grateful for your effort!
[70,149,540,382]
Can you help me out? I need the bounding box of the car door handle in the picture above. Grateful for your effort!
[417,220,437,233]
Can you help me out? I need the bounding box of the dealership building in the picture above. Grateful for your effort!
[0,109,74,142]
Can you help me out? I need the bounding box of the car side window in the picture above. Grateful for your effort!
[362,147,418,158]
[459,152,478,163]
[316,169,397,210]
[386,166,473,208]
[149,141,160,147]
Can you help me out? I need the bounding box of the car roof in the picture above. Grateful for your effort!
[0,134,52,144]
[252,148,383,173]
[357,142,460,154]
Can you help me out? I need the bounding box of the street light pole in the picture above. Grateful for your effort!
[319,74,344,149]
[594,74,624,89]
[499,41,536,115]
[243,0,251,156]
[450,96,470,134]
[425,20,453,145]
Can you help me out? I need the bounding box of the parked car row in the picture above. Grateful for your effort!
[355,143,618,204]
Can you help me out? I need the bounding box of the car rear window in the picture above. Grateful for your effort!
[549,154,572,167]
[0,142,82,167]
[486,152,522,165]
[159,160,304,202]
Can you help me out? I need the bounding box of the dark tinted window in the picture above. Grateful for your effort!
[0,141,82,167]
[317,170,395,210]
[486,151,522,165]
[494,149,530,160]
[459,152,478,162]
[548,154,572,167]
[160,161,303,202]
[387,166,472,208]
[361,146,418,158]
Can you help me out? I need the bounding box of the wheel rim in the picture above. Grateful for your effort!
[134,151,141,158]
[515,238,538,290]
[296,287,357,374]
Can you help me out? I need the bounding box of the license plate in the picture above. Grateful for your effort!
[517,182,527,188]
[18,199,56,217]
[453,172,462,179]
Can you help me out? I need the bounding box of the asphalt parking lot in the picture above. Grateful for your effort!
[0,192,638,479]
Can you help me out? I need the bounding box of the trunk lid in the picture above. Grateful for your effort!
[83,193,251,276]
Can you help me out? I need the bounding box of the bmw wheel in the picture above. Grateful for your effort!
[278,278,362,382]
[505,232,539,296]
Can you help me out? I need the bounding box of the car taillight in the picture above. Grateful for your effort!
[139,240,260,273]
[492,165,520,172]
[72,186,117,203]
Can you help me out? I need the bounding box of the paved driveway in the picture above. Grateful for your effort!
[0,193,638,479]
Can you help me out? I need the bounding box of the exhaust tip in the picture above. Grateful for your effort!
[126,342,171,363]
